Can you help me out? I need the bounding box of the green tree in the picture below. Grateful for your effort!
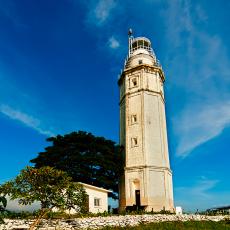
[0,196,7,223]
[0,196,7,212]
[0,166,87,230]
[30,131,123,199]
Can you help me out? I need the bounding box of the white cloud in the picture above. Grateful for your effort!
[174,178,220,211]
[176,179,218,198]
[0,104,54,136]
[175,102,230,157]
[195,4,208,22]
[6,196,40,212]
[162,0,230,156]
[88,0,117,26]
[108,36,120,49]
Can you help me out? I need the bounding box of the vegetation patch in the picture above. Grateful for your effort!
[102,220,230,230]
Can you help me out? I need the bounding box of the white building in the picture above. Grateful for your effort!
[5,183,111,214]
[79,182,111,213]
[118,30,174,212]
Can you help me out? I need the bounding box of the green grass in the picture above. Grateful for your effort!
[102,221,230,230]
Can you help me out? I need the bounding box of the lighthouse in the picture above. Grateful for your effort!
[118,30,174,212]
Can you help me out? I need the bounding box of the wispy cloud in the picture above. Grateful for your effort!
[108,36,120,49]
[175,178,220,211]
[176,179,218,199]
[162,0,230,156]
[175,102,230,157]
[0,104,54,136]
[87,0,117,26]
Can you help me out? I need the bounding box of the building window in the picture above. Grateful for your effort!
[131,114,137,124]
[131,137,138,147]
[94,198,101,207]
[139,60,143,65]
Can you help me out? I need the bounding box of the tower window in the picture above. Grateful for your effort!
[129,76,139,88]
[131,115,137,124]
[131,137,138,147]
[139,60,143,65]
[131,78,137,87]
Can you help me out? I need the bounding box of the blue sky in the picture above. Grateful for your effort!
[0,0,230,212]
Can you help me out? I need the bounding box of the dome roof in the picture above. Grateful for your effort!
[132,37,151,45]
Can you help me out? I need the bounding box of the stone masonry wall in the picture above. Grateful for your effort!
[0,214,229,230]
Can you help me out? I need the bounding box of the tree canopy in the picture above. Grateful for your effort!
[0,166,87,230]
[0,196,6,212]
[30,131,123,199]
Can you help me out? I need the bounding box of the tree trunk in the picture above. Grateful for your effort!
[29,209,48,230]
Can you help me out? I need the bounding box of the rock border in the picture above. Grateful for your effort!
[1,214,229,230]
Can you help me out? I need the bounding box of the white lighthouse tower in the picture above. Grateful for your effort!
[118,30,174,212]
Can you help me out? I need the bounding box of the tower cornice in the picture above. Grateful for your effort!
[118,64,165,86]
[119,89,165,105]
[125,165,173,174]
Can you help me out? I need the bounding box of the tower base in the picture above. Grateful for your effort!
[119,167,174,213]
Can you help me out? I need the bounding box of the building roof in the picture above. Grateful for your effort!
[207,205,230,211]
[132,37,151,44]
[78,182,112,193]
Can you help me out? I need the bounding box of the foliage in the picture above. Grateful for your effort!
[0,196,7,223]
[225,216,230,225]
[30,131,123,199]
[0,166,87,229]
[0,196,7,212]
[117,209,174,216]
[0,210,39,219]
[101,221,230,230]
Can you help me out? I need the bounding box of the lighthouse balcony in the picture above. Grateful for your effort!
[130,37,155,56]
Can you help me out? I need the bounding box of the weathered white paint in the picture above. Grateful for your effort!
[119,36,174,212]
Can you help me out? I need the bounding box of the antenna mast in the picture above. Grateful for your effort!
[128,28,133,58]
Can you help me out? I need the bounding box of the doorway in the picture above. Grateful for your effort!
[135,190,141,209]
